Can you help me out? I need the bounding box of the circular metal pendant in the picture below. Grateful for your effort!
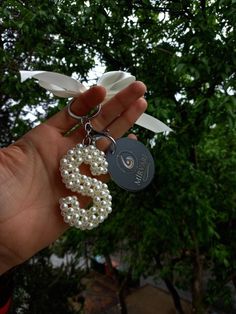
[106,138,155,191]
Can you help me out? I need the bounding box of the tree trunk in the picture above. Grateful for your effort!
[84,242,90,273]
[164,278,186,314]
[104,254,128,314]
[154,255,186,314]
[117,277,128,314]
[233,276,236,290]
[191,252,205,313]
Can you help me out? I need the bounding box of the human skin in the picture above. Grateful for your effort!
[0,82,147,274]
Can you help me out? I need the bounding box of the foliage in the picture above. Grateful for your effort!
[10,248,85,314]
[1,0,236,313]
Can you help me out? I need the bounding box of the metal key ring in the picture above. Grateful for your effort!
[91,131,117,154]
[67,98,102,123]
[82,121,117,153]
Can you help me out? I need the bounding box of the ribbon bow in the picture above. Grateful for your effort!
[20,70,172,133]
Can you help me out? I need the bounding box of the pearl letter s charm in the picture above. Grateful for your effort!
[59,144,112,230]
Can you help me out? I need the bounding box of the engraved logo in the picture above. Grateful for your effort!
[120,155,135,169]
[117,151,137,173]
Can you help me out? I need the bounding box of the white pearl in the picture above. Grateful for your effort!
[60,203,68,211]
[99,215,105,222]
[61,170,69,177]
[67,181,73,188]
[75,179,80,185]
[68,207,74,214]
[64,215,72,223]
[91,214,97,221]
[88,188,94,195]
[73,213,80,220]
[94,196,101,203]
[80,209,86,215]
[77,157,83,163]
[84,181,91,187]
[82,216,89,222]
[106,195,112,201]
[91,206,97,213]
[67,164,73,170]
[73,201,79,207]
[75,221,82,228]
[101,200,107,206]
[60,158,68,166]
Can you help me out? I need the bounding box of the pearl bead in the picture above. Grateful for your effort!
[82,216,89,222]
[73,201,79,207]
[77,157,83,163]
[67,181,73,188]
[94,196,101,203]
[61,170,69,177]
[88,188,94,195]
[68,207,74,214]
[99,215,105,222]
[106,195,112,201]
[60,203,68,210]
[60,158,68,166]
[91,206,97,213]
[73,213,80,220]
[75,221,82,228]
[91,214,97,221]
[80,209,86,215]
[64,215,72,223]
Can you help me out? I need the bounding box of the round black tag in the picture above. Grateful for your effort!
[106,138,155,191]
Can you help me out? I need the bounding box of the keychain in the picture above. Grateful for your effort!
[19,70,170,230]
[59,101,114,230]
[59,99,155,230]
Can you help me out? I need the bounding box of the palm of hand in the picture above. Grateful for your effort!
[0,82,147,273]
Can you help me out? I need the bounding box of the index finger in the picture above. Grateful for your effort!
[46,86,106,133]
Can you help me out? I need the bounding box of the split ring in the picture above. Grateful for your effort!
[67,98,102,123]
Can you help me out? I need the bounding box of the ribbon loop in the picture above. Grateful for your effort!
[19,70,172,133]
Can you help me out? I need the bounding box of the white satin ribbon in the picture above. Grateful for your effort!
[20,70,172,133]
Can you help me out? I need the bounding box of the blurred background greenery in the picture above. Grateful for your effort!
[1,0,236,313]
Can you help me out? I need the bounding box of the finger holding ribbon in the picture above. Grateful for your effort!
[47,81,147,147]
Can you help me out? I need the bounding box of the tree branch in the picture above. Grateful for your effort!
[154,255,186,314]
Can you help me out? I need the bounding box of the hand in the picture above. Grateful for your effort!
[0,82,147,274]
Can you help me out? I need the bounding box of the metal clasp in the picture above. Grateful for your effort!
[83,121,116,153]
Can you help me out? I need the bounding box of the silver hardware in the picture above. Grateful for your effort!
[83,121,116,152]
[67,98,102,123]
